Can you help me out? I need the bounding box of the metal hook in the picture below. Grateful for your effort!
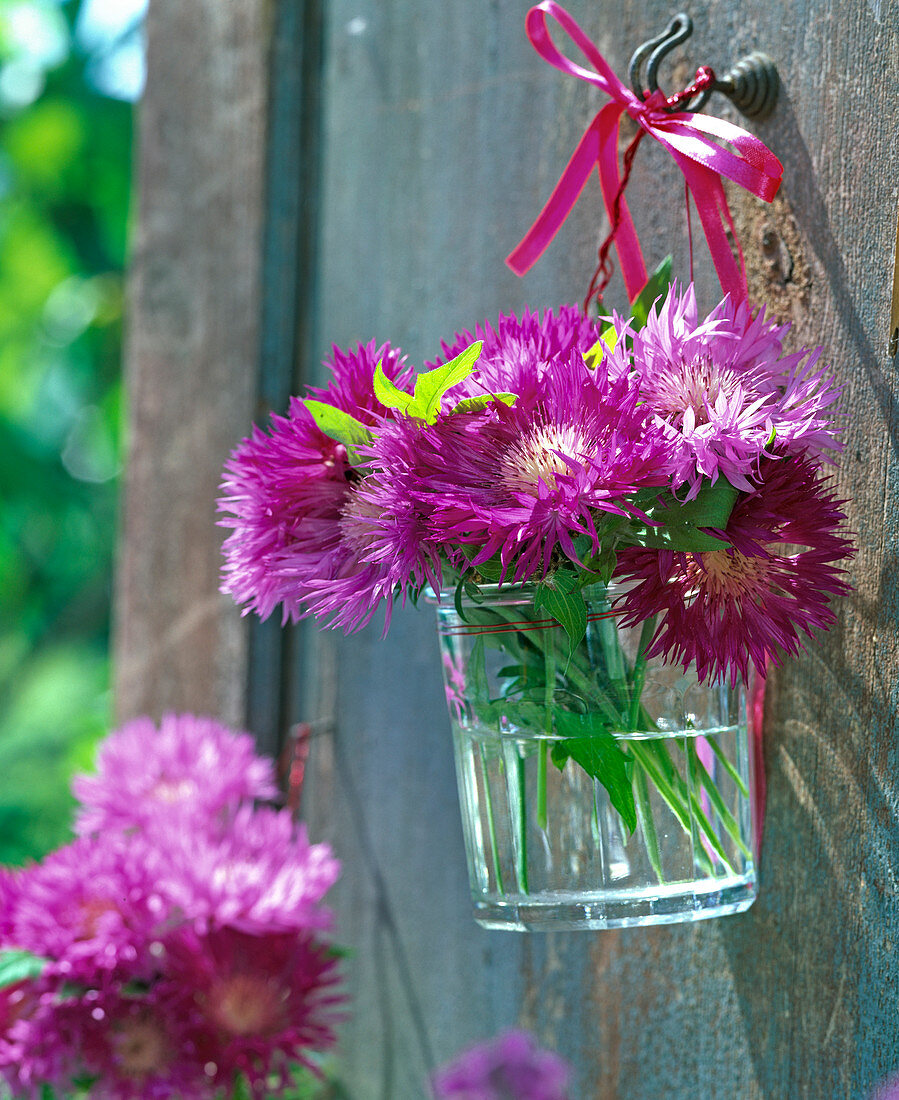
[628,12,779,120]
[628,13,694,102]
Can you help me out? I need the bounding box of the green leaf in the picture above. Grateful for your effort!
[551,713,637,834]
[631,524,732,552]
[649,478,740,530]
[629,478,740,551]
[449,392,517,415]
[579,544,618,586]
[629,254,673,327]
[408,341,483,423]
[0,949,47,989]
[471,553,505,582]
[583,325,619,370]
[533,572,587,652]
[373,360,415,414]
[303,400,373,464]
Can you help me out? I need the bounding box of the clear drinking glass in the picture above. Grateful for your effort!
[434,584,759,931]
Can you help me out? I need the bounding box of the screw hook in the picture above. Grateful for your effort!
[628,12,779,120]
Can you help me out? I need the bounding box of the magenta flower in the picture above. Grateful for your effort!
[154,803,340,936]
[614,454,854,684]
[218,341,412,629]
[73,713,278,838]
[367,355,670,583]
[615,283,843,497]
[427,304,603,408]
[433,1029,570,1100]
[163,925,344,1097]
[7,985,206,1100]
[307,338,414,422]
[0,868,18,941]
[8,833,171,983]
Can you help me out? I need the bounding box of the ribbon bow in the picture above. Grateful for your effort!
[506,1,783,304]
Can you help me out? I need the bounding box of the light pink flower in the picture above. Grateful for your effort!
[73,713,278,837]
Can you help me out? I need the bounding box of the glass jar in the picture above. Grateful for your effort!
[434,583,759,931]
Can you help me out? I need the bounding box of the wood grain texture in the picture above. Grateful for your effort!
[113,1,270,725]
[118,0,899,1096]
[297,1,899,1097]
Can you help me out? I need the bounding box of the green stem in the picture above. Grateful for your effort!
[538,636,556,830]
[686,740,751,860]
[481,742,504,894]
[628,739,717,878]
[537,742,548,832]
[515,752,529,894]
[633,762,664,882]
[628,617,657,730]
[706,734,751,797]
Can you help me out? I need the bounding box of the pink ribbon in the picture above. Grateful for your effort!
[506,1,783,304]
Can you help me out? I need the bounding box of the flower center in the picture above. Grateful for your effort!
[209,974,285,1036]
[339,482,382,554]
[76,897,118,940]
[500,423,586,496]
[697,548,769,599]
[112,1014,169,1079]
[150,775,198,803]
[651,356,746,427]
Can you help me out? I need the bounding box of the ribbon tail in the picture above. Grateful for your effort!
[596,102,648,303]
[677,154,748,304]
[506,116,602,276]
[750,663,767,859]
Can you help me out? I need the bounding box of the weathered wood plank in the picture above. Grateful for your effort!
[118,0,899,1096]
[114,1,270,727]
[299,1,899,1097]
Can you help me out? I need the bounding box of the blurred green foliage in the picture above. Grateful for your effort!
[0,0,133,864]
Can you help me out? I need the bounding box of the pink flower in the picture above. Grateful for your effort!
[163,925,344,1097]
[154,804,340,936]
[7,985,205,1100]
[426,304,603,409]
[307,339,414,422]
[8,834,171,984]
[218,341,412,628]
[615,284,843,497]
[366,355,670,583]
[73,713,278,838]
[433,1029,570,1100]
[614,454,854,684]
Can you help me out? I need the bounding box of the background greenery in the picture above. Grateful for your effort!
[0,0,137,864]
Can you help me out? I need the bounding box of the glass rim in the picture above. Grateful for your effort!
[425,580,628,606]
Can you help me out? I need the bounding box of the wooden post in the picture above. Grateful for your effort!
[117,1,899,1096]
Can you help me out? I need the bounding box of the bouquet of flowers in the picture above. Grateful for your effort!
[0,715,343,1099]
[217,277,852,927]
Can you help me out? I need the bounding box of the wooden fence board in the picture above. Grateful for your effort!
[118,0,899,1096]
[114,1,270,728]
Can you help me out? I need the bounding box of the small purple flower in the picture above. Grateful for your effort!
[614,454,854,684]
[872,1074,899,1100]
[433,1029,570,1100]
[73,712,279,838]
[611,283,843,497]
